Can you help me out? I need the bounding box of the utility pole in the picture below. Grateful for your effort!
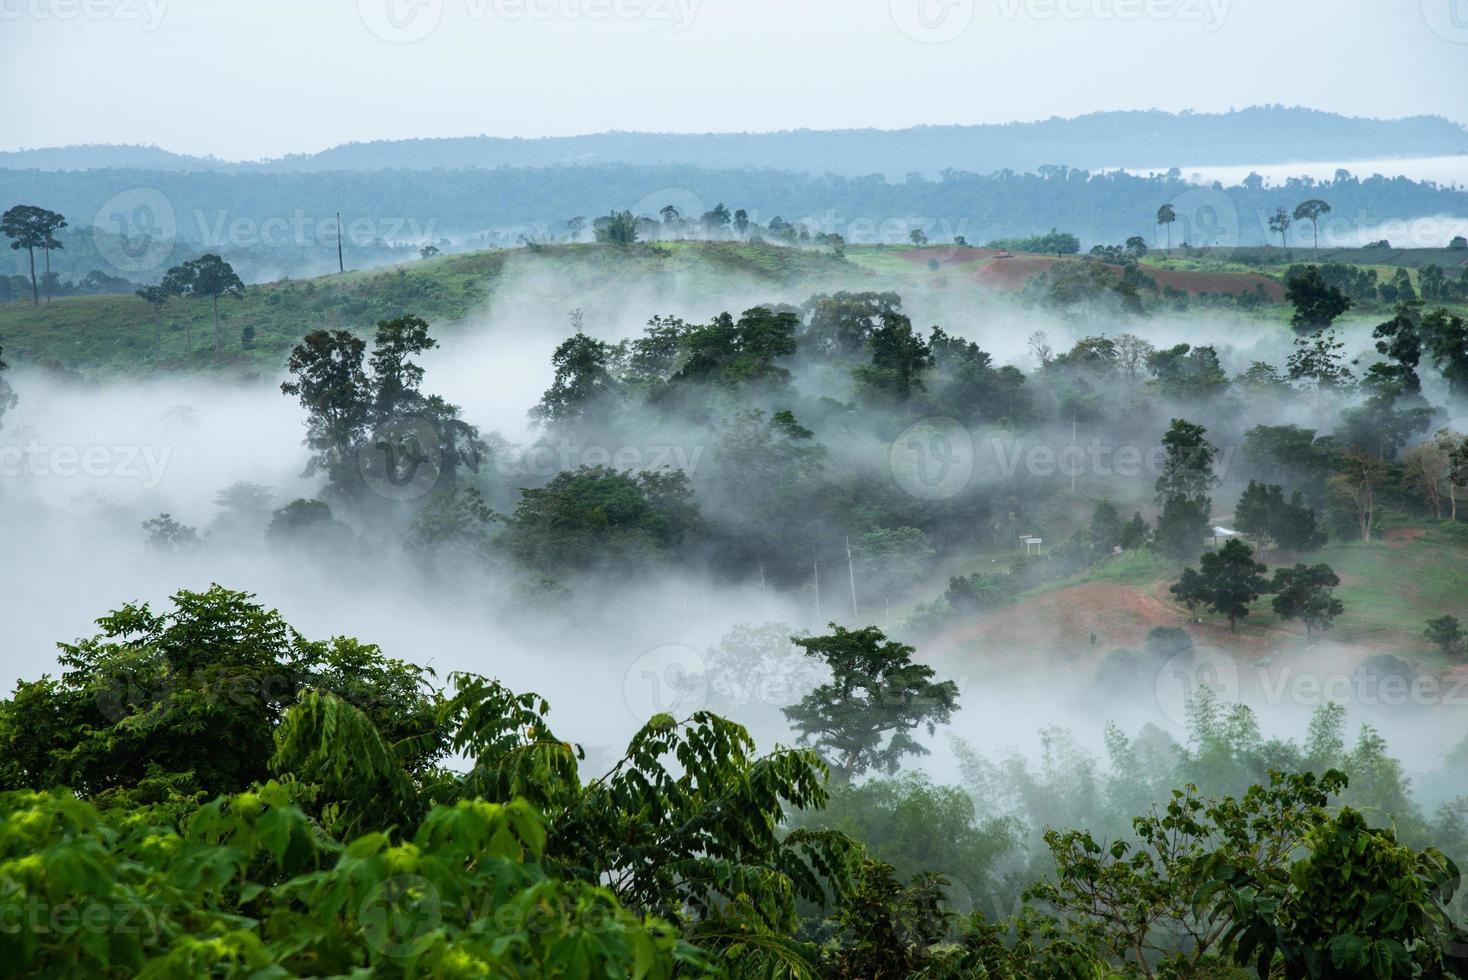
[845,535,859,620]
[813,560,821,623]
[336,212,345,273]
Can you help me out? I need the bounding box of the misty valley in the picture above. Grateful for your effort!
[4,6,1468,972]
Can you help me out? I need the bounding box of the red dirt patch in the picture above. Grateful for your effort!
[1139,265,1283,300]
[972,254,1058,289]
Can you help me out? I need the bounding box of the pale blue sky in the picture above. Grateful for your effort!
[2,0,1466,159]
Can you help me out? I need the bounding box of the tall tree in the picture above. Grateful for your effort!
[783,625,958,779]
[1292,199,1331,252]
[1,205,65,306]
[281,330,371,484]
[1269,206,1292,249]
[1156,203,1176,249]
[1153,419,1218,562]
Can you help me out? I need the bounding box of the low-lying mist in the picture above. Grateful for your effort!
[2,252,1464,856]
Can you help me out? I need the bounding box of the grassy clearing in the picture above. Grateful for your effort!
[0,241,859,379]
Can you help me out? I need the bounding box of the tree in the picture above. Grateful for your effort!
[162,254,244,359]
[1269,206,1292,249]
[1124,235,1148,258]
[1,205,66,306]
[1156,203,1176,249]
[1424,615,1465,656]
[135,283,173,355]
[1285,265,1352,334]
[1192,538,1269,629]
[281,330,371,483]
[1270,563,1343,638]
[1293,198,1331,252]
[1421,307,1468,400]
[1153,419,1217,562]
[1401,430,1462,520]
[508,466,699,576]
[1089,499,1125,552]
[593,209,638,244]
[732,208,749,236]
[1329,448,1390,542]
[1236,481,1324,553]
[1170,566,1209,620]
[418,243,440,258]
[530,332,619,427]
[854,310,933,403]
[908,229,928,246]
[782,625,958,779]
[1235,480,1284,548]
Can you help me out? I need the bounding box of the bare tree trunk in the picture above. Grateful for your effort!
[212,296,220,361]
[43,247,51,303]
[26,247,36,306]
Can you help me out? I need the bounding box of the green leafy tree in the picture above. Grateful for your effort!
[0,586,443,804]
[1089,498,1125,552]
[508,466,699,576]
[1421,308,1468,400]
[1190,538,1269,629]
[1270,562,1344,637]
[1,204,66,305]
[531,330,620,426]
[783,625,959,779]
[1153,419,1218,562]
[854,310,934,403]
[1293,198,1331,251]
[162,253,244,358]
[593,209,639,244]
[1286,265,1353,334]
[1215,804,1465,979]
[1170,565,1209,620]
[1425,615,1464,657]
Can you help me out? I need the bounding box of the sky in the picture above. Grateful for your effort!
[2,0,1467,160]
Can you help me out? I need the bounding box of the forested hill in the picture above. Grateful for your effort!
[5,107,1467,177]
[5,163,1468,285]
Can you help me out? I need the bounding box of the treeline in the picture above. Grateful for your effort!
[5,162,1468,282]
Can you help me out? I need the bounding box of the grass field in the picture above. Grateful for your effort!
[0,242,858,378]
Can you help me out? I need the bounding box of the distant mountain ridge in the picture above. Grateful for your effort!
[4,107,1466,178]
